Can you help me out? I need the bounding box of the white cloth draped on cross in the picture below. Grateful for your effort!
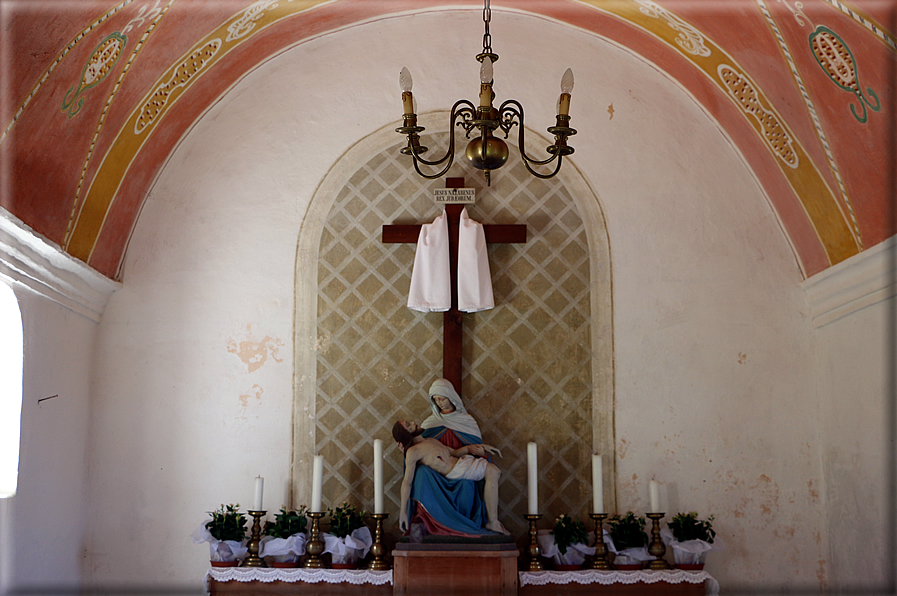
[407,207,494,313]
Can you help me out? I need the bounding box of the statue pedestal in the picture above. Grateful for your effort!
[392,543,519,596]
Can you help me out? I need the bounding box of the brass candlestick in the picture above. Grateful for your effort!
[646,512,670,569]
[589,513,612,570]
[241,510,267,567]
[524,514,543,571]
[368,513,390,570]
[304,511,325,568]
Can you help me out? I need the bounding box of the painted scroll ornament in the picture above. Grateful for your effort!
[810,26,880,124]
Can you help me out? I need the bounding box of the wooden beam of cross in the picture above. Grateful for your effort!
[382,178,527,399]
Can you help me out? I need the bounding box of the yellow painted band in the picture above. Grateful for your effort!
[66,0,330,261]
[69,0,861,266]
[577,0,860,265]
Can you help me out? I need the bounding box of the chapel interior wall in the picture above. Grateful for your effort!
[0,282,94,591]
[812,275,895,589]
[0,10,871,591]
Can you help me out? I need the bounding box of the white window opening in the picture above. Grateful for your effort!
[0,282,23,498]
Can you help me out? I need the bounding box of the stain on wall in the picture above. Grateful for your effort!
[227,324,284,373]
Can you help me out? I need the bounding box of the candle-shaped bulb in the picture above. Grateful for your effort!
[479,58,494,108]
[400,67,415,115]
[557,68,574,117]
[480,57,493,84]
[400,67,413,92]
[561,68,574,94]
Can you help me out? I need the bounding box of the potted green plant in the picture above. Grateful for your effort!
[539,514,594,570]
[323,502,372,568]
[607,512,649,570]
[664,512,716,570]
[260,506,309,567]
[190,504,248,567]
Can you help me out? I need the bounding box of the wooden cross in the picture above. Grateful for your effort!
[382,178,527,398]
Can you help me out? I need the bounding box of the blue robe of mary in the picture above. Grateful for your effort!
[406,426,494,536]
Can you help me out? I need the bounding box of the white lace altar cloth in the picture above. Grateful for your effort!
[519,569,719,595]
[207,567,392,585]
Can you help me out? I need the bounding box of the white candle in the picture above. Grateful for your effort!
[253,476,264,511]
[311,454,324,513]
[527,442,538,515]
[373,439,384,514]
[649,479,660,513]
[592,455,603,513]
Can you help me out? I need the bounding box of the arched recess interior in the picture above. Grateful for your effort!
[292,112,616,512]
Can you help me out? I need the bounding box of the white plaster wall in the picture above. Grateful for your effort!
[83,8,836,590]
[816,299,893,590]
[810,246,895,591]
[0,282,95,591]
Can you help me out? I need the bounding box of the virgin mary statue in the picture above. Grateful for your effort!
[405,378,494,536]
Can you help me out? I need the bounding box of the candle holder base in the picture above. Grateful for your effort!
[305,512,326,568]
[240,510,267,568]
[368,513,390,570]
[524,514,543,571]
[589,513,612,570]
[646,512,670,570]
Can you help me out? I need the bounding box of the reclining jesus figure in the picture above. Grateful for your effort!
[393,419,510,536]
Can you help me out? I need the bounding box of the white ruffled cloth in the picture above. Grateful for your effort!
[407,208,494,313]
[259,533,308,563]
[190,521,248,563]
[205,567,393,585]
[519,570,719,595]
[602,529,654,564]
[537,529,596,566]
[661,527,723,565]
[407,211,451,312]
[322,526,373,565]
[457,207,494,313]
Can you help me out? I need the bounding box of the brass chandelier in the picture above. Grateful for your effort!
[396,0,576,186]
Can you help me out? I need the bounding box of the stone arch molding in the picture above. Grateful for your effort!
[292,111,616,513]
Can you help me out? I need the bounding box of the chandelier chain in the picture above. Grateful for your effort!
[482,0,492,54]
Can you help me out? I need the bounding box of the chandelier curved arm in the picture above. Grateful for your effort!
[498,100,566,179]
[404,100,478,179]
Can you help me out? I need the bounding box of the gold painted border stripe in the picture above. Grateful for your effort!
[575,0,861,266]
[64,0,177,246]
[66,0,330,261]
[0,0,135,146]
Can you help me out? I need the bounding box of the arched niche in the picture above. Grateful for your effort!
[293,112,615,530]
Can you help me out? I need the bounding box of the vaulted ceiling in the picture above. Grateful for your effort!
[2,0,894,279]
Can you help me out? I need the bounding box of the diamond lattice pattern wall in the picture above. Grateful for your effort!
[315,142,593,539]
